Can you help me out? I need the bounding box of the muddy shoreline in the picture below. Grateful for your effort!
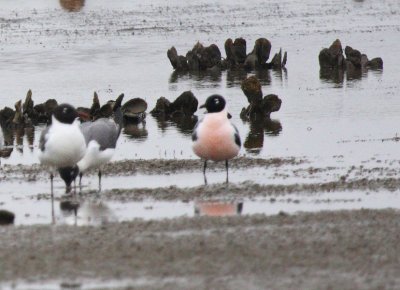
[3,156,400,202]
[0,156,306,177]
[1,209,400,289]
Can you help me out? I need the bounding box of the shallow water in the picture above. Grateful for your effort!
[3,185,400,226]
[0,0,399,165]
[1,0,400,225]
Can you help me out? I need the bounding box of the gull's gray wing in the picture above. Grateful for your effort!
[233,124,241,147]
[80,118,120,151]
[39,126,50,152]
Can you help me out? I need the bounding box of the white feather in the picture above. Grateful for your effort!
[38,117,86,169]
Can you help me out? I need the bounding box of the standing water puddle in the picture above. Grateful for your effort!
[1,189,399,226]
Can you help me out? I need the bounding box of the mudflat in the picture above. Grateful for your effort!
[1,209,400,289]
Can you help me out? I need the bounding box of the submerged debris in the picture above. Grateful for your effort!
[239,76,282,152]
[0,209,15,225]
[319,39,383,81]
[151,91,199,134]
[151,91,198,118]
[122,98,147,123]
[240,76,282,120]
[168,38,287,73]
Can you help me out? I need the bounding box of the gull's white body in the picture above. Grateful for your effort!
[192,109,240,161]
[38,117,86,170]
[77,118,120,173]
[77,140,115,172]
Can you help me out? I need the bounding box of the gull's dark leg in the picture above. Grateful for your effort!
[203,160,208,185]
[225,160,229,184]
[50,172,55,224]
[50,172,54,197]
[98,170,102,192]
[79,172,83,189]
[50,188,55,225]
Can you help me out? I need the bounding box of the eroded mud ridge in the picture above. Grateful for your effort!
[0,156,306,178]
[1,209,400,289]
[3,156,400,203]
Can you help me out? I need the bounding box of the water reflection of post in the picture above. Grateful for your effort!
[123,122,148,141]
[59,0,85,12]
[0,126,13,158]
[194,201,243,217]
[169,69,222,85]
[226,69,248,87]
[152,113,198,137]
[244,118,282,154]
[319,67,345,85]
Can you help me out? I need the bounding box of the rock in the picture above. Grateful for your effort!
[0,210,15,225]
[90,92,101,117]
[318,48,333,69]
[270,48,283,69]
[241,76,263,103]
[201,44,222,70]
[319,39,383,74]
[96,103,113,119]
[282,51,288,67]
[76,107,91,121]
[244,38,272,70]
[367,57,383,69]
[361,54,369,67]
[150,97,173,116]
[167,46,188,71]
[224,38,236,67]
[22,89,38,123]
[233,38,247,64]
[185,42,221,71]
[122,98,148,122]
[240,76,282,120]
[345,46,362,68]
[319,39,345,69]
[0,107,15,128]
[150,91,198,134]
[34,99,58,123]
[255,38,272,64]
[262,94,282,117]
[171,91,198,116]
[12,100,23,125]
[329,39,344,60]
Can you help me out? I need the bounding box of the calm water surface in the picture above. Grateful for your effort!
[0,0,398,166]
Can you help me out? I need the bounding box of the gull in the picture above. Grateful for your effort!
[77,93,124,191]
[192,94,241,184]
[38,104,86,195]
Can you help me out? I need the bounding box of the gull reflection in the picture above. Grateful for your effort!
[194,201,243,217]
[58,197,117,226]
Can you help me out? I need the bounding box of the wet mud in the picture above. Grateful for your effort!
[1,209,400,289]
[1,0,400,288]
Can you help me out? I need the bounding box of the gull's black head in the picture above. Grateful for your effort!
[199,94,226,113]
[53,103,79,124]
[58,166,79,193]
